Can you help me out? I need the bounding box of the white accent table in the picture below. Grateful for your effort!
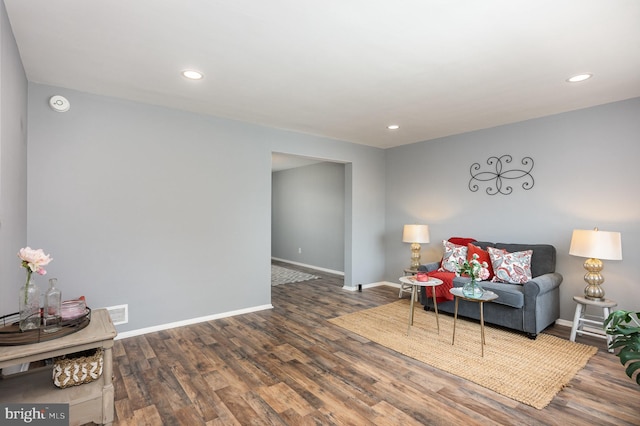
[450,287,499,357]
[570,295,617,353]
[399,276,443,335]
[399,268,418,298]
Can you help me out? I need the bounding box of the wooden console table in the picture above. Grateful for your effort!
[0,309,117,425]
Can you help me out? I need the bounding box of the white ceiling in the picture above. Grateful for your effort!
[4,0,640,149]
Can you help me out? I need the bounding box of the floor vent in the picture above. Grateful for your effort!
[106,304,128,325]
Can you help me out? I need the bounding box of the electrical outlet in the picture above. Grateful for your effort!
[106,304,128,325]
[298,247,302,254]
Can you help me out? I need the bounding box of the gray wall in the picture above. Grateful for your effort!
[25,83,386,332]
[272,162,345,272]
[0,2,28,316]
[385,98,640,321]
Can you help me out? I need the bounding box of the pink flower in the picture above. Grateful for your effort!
[18,247,53,275]
[479,267,490,281]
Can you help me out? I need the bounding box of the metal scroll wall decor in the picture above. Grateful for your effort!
[468,155,534,195]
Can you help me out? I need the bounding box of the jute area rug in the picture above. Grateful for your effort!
[328,300,597,409]
[271,265,319,286]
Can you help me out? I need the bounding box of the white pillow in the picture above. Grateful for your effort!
[488,246,533,284]
[438,240,468,273]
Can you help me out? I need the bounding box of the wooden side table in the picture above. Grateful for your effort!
[0,309,117,425]
[570,295,617,353]
[450,287,498,357]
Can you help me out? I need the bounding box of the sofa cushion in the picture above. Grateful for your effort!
[453,279,525,308]
[488,247,533,284]
[474,242,556,278]
[481,281,525,308]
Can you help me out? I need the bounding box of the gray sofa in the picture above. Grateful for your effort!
[419,242,562,339]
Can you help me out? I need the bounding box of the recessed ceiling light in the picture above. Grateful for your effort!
[387,124,400,130]
[181,70,204,80]
[567,73,592,83]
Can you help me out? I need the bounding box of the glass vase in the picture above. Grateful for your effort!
[19,277,41,331]
[462,278,484,298]
[44,278,62,333]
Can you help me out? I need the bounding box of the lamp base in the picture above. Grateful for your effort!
[582,257,605,301]
[409,242,421,270]
[584,284,605,301]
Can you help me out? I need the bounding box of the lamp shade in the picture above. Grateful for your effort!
[402,224,430,244]
[569,229,622,260]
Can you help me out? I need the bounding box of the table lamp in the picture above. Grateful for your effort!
[402,224,430,270]
[569,228,622,300]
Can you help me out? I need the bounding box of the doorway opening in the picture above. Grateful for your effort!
[270,152,351,287]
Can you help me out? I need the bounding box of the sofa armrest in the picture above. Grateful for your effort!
[524,272,563,298]
[418,262,440,273]
[523,272,563,335]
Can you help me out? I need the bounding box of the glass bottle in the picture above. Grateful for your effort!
[43,278,62,333]
[19,276,41,331]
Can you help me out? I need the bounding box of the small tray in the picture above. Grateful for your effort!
[0,308,91,346]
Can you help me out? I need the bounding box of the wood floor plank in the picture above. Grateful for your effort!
[256,382,315,416]
[214,385,261,425]
[131,405,164,426]
[169,362,219,422]
[106,261,640,425]
[118,369,153,412]
[139,367,187,424]
[114,398,133,424]
[370,400,426,426]
[242,390,289,426]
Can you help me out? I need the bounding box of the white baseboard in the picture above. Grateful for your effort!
[343,281,394,291]
[556,318,572,328]
[271,257,344,276]
[113,304,273,340]
[383,281,401,289]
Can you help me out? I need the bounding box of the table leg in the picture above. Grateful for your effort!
[407,284,416,335]
[432,288,439,334]
[102,345,115,425]
[603,306,614,353]
[569,302,584,342]
[452,296,459,345]
[480,301,485,357]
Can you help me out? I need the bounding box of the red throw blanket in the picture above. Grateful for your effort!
[425,270,456,302]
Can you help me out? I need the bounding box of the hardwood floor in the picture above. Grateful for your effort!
[110,262,640,425]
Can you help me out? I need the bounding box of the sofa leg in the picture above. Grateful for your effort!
[527,333,537,340]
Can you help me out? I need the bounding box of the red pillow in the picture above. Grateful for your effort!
[467,243,494,280]
[449,237,476,246]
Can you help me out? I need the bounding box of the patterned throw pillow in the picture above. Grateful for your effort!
[439,240,468,273]
[488,246,533,284]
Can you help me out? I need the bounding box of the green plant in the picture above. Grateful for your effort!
[604,310,640,385]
